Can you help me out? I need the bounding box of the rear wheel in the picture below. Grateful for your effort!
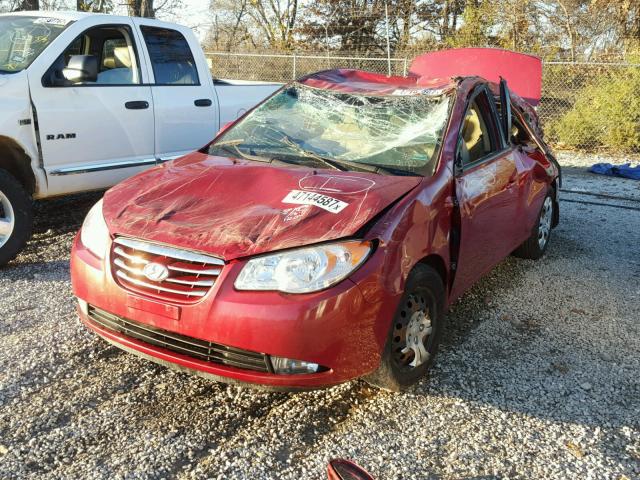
[364,264,445,391]
[0,169,32,267]
[513,189,554,260]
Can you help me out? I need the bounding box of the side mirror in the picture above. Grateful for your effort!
[327,459,374,480]
[62,55,98,84]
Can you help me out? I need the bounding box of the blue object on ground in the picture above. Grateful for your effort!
[589,163,640,180]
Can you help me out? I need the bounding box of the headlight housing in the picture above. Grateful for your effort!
[234,240,371,294]
[80,199,110,259]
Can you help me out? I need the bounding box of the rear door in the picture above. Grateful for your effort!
[450,84,521,299]
[133,20,219,162]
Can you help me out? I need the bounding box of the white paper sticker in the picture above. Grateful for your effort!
[282,190,348,213]
[33,17,70,26]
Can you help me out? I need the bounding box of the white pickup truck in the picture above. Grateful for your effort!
[0,11,280,265]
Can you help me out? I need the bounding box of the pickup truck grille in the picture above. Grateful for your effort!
[111,237,224,303]
[87,305,271,373]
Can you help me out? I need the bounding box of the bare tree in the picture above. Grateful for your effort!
[77,0,113,13]
[16,0,39,10]
[246,0,299,50]
[127,0,154,18]
[0,0,22,12]
[206,0,254,51]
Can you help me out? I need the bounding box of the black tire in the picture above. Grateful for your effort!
[364,264,445,391]
[0,169,33,267]
[513,188,555,260]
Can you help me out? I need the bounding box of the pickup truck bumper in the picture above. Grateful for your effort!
[71,233,394,390]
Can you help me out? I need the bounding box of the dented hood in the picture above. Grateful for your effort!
[103,153,421,260]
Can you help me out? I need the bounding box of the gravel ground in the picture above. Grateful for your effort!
[1,155,639,480]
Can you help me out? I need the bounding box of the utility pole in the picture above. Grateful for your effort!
[384,0,392,76]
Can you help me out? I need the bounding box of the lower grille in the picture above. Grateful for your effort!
[88,305,271,373]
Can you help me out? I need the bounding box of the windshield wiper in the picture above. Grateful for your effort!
[280,135,346,171]
[279,134,421,176]
[213,143,292,167]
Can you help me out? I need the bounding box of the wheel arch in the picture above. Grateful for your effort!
[0,136,36,195]
[416,254,448,291]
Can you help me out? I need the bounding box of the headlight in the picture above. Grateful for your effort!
[234,240,371,294]
[80,199,110,259]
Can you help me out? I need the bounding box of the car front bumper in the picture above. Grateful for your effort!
[71,234,396,390]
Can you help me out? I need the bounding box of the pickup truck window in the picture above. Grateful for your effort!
[0,16,70,73]
[44,25,141,86]
[209,85,450,176]
[140,26,199,86]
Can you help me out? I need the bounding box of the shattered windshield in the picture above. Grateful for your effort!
[208,84,451,176]
[0,16,70,73]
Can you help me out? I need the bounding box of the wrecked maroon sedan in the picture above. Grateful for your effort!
[71,48,560,391]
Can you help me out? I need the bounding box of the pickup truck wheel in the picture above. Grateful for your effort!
[0,169,32,267]
[513,189,555,260]
[364,264,445,391]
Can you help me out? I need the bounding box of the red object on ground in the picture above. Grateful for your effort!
[327,459,375,480]
[71,49,558,390]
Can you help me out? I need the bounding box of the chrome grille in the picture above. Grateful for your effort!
[88,305,271,373]
[111,237,225,302]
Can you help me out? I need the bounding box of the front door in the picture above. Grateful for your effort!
[450,85,520,299]
[29,18,155,196]
[133,21,218,162]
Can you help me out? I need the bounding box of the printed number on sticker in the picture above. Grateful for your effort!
[282,190,348,213]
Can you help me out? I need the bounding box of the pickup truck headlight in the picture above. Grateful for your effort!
[234,240,371,294]
[80,199,110,259]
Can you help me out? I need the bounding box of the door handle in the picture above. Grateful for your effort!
[194,98,213,107]
[125,101,149,110]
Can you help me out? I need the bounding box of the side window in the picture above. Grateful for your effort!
[140,26,199,85]
[459,89,500,165]
[511,114,534,146]
[44,25,141,86]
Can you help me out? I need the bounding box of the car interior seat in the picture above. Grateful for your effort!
[98,46,133,84]
[460,107,489,164]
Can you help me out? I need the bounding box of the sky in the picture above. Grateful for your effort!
[111,0,212,40]
[151,0,211,39]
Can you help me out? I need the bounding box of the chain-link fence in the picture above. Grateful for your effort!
[206,51,640,153]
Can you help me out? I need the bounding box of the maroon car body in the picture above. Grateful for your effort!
[71,49,560,390]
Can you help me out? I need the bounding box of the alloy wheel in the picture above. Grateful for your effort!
[392,293,434,369]
[0,190,15,249]
[538,196,553,249]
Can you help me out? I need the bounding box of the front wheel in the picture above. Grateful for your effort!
[364,264,445,391]
[0,169,33,267]
[513,189,555,260]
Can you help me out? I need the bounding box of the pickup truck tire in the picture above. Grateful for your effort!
[0,169,33,267]
[513,188,555,260]
[364,264,445,391]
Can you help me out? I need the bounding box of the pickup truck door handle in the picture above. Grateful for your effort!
[125,101,149,110]
[194,98,213,107]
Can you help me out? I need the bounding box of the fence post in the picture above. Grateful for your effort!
[403,57,408,76]
[292,54,297,80]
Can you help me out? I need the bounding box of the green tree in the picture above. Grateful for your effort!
[549,67,640,152]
